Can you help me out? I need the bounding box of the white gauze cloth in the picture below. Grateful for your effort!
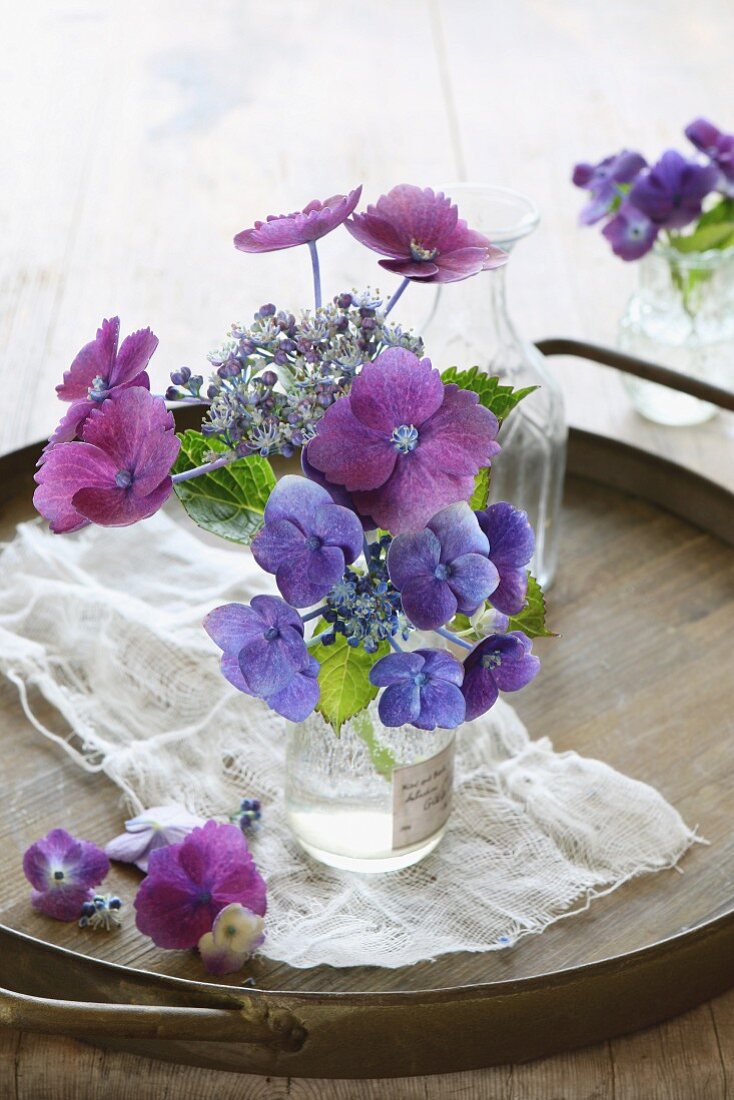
[0,512,697,968]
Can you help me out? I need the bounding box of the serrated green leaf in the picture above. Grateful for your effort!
[172,430,275,545]
[469,466,490,510]
[442,366,538,421]
[313,621,390,734]
[507,575,556,639]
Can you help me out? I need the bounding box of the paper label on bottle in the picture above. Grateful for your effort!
[391,739,455,851]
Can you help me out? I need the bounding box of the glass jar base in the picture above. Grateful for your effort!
[622,375,717,426]
[287,809,447,873]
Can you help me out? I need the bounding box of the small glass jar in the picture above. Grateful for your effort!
[619,242,734,426]
[424,184,567,589]
[285,704,455,873]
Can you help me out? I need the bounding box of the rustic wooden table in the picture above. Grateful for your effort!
[1,1,732,1095]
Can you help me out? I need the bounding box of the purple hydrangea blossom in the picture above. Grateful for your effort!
[23,828,109,921]
[105,805,207,873]
[251,475,363,607]
[198,902,266,976]
[306,348,500,535]
[346,185,507,283]
[629,150,718,230]
[369,648,465,730]
[685,118,734,195]
[572,150,647,225]
[602,201,659,261]
[33,388,180,534]
[134,821,267,950]
[387,502,498,630]
[204,596,319,722]
[234,187,362,252]
[301,447,374,530]
[46,318,157,452]
[476,502,535,616]
[462,632,540,721]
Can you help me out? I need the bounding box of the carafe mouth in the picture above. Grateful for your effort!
[433,183,540,250]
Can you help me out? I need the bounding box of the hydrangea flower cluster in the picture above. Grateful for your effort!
[573,117,733,260]
[34,181,545,738]
[166,294,424,460]
[322,535,411,654]
[206,346,540,731]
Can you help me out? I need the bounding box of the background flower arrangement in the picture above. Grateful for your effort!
[29,182,555,969]
[573,116,734,427]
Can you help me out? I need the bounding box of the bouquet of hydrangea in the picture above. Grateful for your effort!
[572,117,734,265]
[34,183,551,741]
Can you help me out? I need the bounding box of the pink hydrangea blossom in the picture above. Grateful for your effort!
[134,821,267,950]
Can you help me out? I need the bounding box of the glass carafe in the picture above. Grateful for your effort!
[619,242,734,426]
[424,185,567,589]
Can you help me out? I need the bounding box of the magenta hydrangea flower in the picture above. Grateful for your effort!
[33,388,180,534]
[476,502,535,616]
[369,648,465,730]
[602,200,659,261]
[45,318,158,453]
[204,595,319,722]
[462,632,540,721]
[198,903,266,976]
[105,805,207,874]
[685,118,734,194]
[134,821,267,950]
[572,150,647,225]
[23,828,109,921]
[305,348,500,535]
[234,186,362,253]
[251,475,363,607]
[629,150,718,230]
[346,184,507,283]
[387,502,498,630]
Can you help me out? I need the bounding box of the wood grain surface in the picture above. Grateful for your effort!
[1,0,733,1094]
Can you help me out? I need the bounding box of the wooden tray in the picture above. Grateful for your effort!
[0,345,732,1078]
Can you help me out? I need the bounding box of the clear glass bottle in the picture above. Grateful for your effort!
[619,242,734,426]
[285,702,455,873]
[424,184,567,589]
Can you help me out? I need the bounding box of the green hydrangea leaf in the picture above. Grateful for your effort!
[442,366,538,421]
[469,466,491,510]
[669,223,734,253]
[313,621,390,735]
[669,198,734,253]
[172,430,275,545]
[507,575,557,639]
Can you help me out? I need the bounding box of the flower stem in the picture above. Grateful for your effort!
[301,606,328,623]
[308,240,322,310]
[433,626,473,651]
[307,630,332,647]
[384,276,410,317]
[171,455,233,484]
[388,635,404,653]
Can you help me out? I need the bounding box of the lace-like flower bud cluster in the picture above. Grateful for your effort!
[322,535,412,654]
[166,295,423,459]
